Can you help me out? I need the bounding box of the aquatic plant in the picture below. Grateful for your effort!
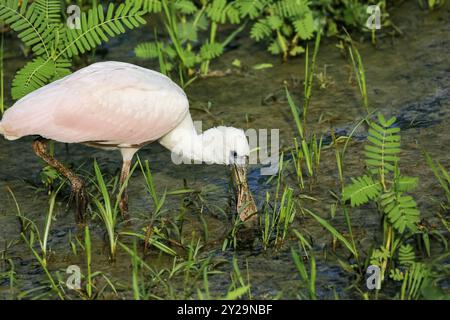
[348,43,369,113]
[342,114,419,231]
[342,114,422,279]
[292,245,316,299]
[240,0,315,60]
[19,184,66,299]
[237,0,393,59]
[261,155,297,250]
[285,33,323,190]
[121,229,178,257]
[135,0,244,84]
[286,87,323,189]
[0,0,146,100]
[304,112,444,299]
[224,257,251,299]
[91,159,137,259]
[21,234,65,299]
[137,156,167,213]
[84,225,93,298]
[20,183,64,267]
[424,151,450,207]
[306,208,359,260]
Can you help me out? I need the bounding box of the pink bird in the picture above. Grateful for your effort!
[0,61,257,224]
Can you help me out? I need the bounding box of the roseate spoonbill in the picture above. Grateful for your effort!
[0,61,257,225]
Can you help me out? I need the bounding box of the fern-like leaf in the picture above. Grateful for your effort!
[365,113,401,175]
[178,20,198,42]
[398,244,416,266]
[268,40,281,55]
[207,0,240,24]
[293,11,314,40]
[64,2,146,58]
[250,19,271,41]
[175,0,197,15]
[182,49,198,68]
[12,57,56,99]
[267,14,283,30]
[342,175,382,207]
[289,44,305,56]
[0,0,53,57]
[139,0,162,13]
[236,0,265,19]
[199,42,223,60]
[273,0,309,18]
[35,0,60,25]
[395,176,419,192]
[380,192,420,234]
[135,41,159,59]
[135,41,177,60]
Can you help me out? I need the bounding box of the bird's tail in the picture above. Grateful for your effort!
[0,120,19,140]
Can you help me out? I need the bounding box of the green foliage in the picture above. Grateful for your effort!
[238,0,395,58]
[175,0,197,14]
[400,262,430,300]
[424,151,450,205]
[206,0,240,24]
[260,157,297,250]
[64,3,146,57]
[307,209,358,258]
[236,0,265,19]
[292,247,316,299]
[141,0,162,13]
[343,113,420,235]
[241,0,315,59]
[135,41,176,60]
[133,0,397,72]
[1,0,146,100]
[398,244,416,266]
[336,112,432,296]
[395,176,419,192]
[135,0,244,82]
[199,42,224,60]
[92,160,120,259]
[365,113,401,178]
[390,260,431,300]
[286,52,323,190]
[342,175,381,206]
[380,192,420,234]
[11,57,71,99]
[370,246,390,267]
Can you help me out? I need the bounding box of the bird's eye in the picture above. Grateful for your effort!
[231,151,238,159]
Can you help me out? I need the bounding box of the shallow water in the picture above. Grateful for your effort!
[0,1,449,299]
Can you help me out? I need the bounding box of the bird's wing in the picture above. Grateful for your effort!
[1,62,189,145]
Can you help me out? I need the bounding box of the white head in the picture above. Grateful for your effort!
[201,126,250,165]
[160,123,257,223]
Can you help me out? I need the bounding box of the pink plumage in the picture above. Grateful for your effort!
[0,61,189,146]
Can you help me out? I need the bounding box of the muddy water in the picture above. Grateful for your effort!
[1,1,449,299]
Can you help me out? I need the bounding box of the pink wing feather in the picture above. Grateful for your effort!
[0,62,189,145]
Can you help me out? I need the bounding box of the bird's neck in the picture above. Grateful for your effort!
[159,114,209,164]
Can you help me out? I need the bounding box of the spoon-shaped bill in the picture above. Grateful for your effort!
[232,163,258,226]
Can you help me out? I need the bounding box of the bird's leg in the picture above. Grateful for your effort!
[32,138,88,224]
[119,159,132,220]
[118,148,137,221]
